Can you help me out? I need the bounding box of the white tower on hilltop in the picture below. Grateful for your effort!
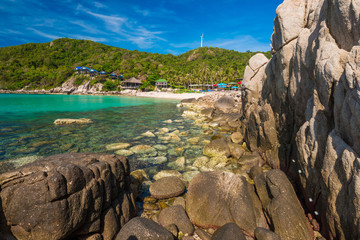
[201,33,204,47]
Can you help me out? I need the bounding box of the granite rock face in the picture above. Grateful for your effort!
[252,169,313,240]
[0,153,137,240]
[241,0,360,238]
[186,171,267,237]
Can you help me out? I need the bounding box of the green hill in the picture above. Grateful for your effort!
[0,38,271,90]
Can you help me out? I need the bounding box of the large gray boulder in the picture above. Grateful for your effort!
[214,95,236,113]
[211,223,246,240]
[253,169,313,240]
[158,205,194,235]
[203,138,231,158]
[0,153,137,240]
[149,176,185,199]
[254,227,281,240]
[186,171,267,237]
[115,217,174,240]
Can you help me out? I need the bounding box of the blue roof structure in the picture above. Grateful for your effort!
[90,69,98,73]
[99,71,107,74]
[110,72,117,76]
[82,67,91,71]
[74,66,83,70]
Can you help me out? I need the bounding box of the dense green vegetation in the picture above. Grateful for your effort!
[0,38,271,90]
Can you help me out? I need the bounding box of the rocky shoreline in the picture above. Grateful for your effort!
[0,92,323,240]
[1,0,359,238]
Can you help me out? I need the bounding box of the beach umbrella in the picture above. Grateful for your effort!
[231,86,238,89]
[238,81,242,85]
[217,83,227,88]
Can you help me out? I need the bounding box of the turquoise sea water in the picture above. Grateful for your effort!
[0,94,208,175]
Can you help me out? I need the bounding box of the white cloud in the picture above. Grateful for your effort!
[27,27,61,39]
[133,6,150,16]
[70,20,105,34]
[206,35,271,52]
[83,10,127,33]
[93,1,106,8]
[78,6,166,49]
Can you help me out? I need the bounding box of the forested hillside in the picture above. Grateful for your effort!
[0,38,271,90]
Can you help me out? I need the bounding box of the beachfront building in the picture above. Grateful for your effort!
[122,77,142,89]
[110,72,118,79]
[190,84,214,91]
[81,67,91,75]
[155,79,168,88]
[99,71,107,76]
[89,69,99,77]
[74,66,83,74]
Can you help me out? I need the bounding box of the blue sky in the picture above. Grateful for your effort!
[0,0,283,55]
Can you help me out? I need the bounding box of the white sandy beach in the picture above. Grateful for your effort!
[135,91,206,100]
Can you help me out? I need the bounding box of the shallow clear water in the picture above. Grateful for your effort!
[0,94,208,175]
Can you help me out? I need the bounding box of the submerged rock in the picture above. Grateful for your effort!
[115,149,134,157]
[154,144,168,151]
[129,145,156,154]
[142,131,156,137]
[105,142,131,151]
[54,118,93,125]
[168,156,186,170]
[153,170,183,181]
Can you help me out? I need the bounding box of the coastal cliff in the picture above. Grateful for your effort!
[241,0,360,239]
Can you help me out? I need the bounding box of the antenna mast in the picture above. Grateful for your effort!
[201,33,204,47]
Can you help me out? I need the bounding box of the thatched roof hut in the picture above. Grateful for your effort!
[122,77,142,89]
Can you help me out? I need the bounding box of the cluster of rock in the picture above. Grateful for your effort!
[52,77,105,94]
[121,167,313,240]
[0,151,316,240]
[0,153,137,240]
[238,0,360,239]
